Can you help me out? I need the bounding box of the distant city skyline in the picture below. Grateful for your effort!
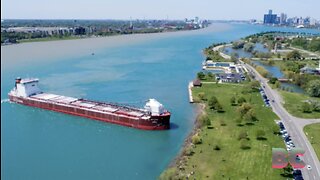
[1,0,320,20]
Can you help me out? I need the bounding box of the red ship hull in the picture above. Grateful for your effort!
[9,95,170,130]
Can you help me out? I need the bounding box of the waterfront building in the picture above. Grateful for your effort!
[193,79,202,87]
[264,10,277,24]
[216,73,245,83]
[300,66,320,75]
[280,13,287,25]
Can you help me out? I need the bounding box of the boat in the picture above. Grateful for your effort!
[8,78,171,130]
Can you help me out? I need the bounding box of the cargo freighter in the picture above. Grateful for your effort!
[8,78,171,130]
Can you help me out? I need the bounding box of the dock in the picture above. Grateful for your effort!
[188,81,194,103]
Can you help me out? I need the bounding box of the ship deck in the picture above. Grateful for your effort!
[29,93,149,118]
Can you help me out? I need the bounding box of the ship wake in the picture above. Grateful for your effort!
[1,99,10,104]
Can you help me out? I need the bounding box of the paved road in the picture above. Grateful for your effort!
[242,61,320,180]
[289,46,320,58]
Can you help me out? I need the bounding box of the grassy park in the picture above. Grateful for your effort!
[304,123,320,160]
[160,83,288,179]
[280,91,320,119]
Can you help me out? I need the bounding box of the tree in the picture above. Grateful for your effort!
[208,96,218,109]
[192,134,202,144]
[198,92,206,101]
[243,42,255,52]
[275,81,281,89]
[209,96,223,112]
[237,103,253,117]
[272,125,280,135]
[243,108,256,123]
[220,119,226,126]
[256,129,266,140]
[269,77,278,84]
[216,103,224,112]
[286,50,301,60]
[237,97,247,105]
[249,80,260,90]
[238,131,248,140]
[207,72,214,80]
[282,164,293,177]
[306,80,320,97]
[256,66,270,78]
[232,41,245,49]
[184,145,194,156]
[240,139,251,150]
[229,52,239,63]
[310,100,320,112]
[301,102,312,113]
[236,118,243,125]
[230,96,237,106]
[197,72,205,80]
[200,115,211,127]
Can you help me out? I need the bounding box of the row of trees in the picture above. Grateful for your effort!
[196,72,215,81]
[291,37,320,52]
[301,100,320,113]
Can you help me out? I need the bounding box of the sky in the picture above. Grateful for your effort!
[1,0,320,20]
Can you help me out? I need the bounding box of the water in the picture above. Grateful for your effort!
[223,42,269,58]
[251,60,305,93]
[1,23,319,180]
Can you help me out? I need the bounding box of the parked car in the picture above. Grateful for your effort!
[307,165,312,170]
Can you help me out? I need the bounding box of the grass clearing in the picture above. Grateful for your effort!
[280,91,320,119]
[304,123,320,160]
[161,83,287,179]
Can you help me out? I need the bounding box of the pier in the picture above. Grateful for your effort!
[188,81,194,103]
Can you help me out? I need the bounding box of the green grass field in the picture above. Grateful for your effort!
[304,123,320,160]
[280,91,320,119]
[161,83,287,180]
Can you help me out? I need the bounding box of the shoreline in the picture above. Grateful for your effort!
[1,23,232,69]
[166,103,205,168]
[1,28,203,46]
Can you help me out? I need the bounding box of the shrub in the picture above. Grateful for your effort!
[236,118,243,126]
[199,114,211,127]
[256,129,267,140]
[240,139,251,150]
[238,131,248,140]
[237,97,247,105]
[301,102,312,113]
[192,134,202,144]
[184,146,194,156]
[220,119,226,126]
[214,145,221,151]
[197,72,206,80]
[208,96,218,109]
[256,66,270,78]
[306,80,320,97]
[230,96,237,106]
[198,92,206,101]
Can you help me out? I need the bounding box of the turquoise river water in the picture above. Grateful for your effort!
[1,23,319,180]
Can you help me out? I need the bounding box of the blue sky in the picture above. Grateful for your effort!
[1,0,320,20]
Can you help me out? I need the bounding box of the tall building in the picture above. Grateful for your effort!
[280,13,287,25]
[310,18,317,26]
[264,10,277,24]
